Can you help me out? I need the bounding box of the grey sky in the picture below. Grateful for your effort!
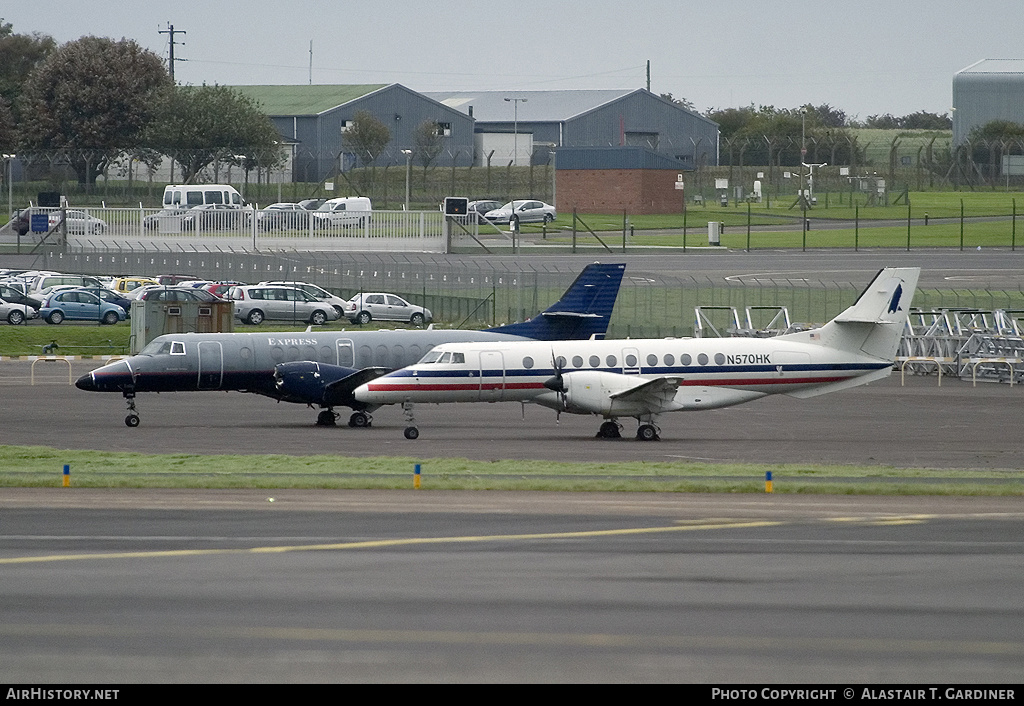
[6,1,1019,119]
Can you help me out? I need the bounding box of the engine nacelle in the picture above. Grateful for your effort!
[561,370,647,416]
[273,361,361,406]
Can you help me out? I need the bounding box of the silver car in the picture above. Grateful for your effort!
[343,292,432,325]
[259,281,348,317]
[0,299,38,325]
[483,200,557,226]
[229,285,340,326]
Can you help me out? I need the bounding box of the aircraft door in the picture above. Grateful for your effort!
[197,341,224,389]
[622,346,641,374]
[479,350,505,401]
[336,339,354,367]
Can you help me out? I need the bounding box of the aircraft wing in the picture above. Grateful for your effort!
[323,367,390,407]
[608,376,684,408]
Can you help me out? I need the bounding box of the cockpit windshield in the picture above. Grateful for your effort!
[139,339,185,356]
[417,350,466,364]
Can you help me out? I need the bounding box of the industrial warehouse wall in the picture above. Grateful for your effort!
[557,169,683,215]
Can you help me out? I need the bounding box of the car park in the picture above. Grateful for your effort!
[38,289,126,325]
[229,285,339,325]
[258,280,348,316]
[343,292,432,325]
[484,200,557,226]
[0,299,38,325]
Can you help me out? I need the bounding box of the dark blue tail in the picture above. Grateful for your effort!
[486,263,625,340]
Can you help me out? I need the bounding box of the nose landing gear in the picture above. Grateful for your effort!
[123,390,140,427]
[402,400,419,440]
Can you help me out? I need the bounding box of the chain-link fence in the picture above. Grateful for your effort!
[43,247,1024,336]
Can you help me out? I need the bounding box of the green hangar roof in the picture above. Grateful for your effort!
[230,85,390,116]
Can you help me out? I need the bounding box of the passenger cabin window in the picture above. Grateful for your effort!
[205,191,223,205]
[186,191,203,206]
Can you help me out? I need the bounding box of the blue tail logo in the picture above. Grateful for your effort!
[888,283,904,314]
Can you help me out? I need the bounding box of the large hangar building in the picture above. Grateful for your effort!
[232,84,476,181]
[952,59,1024,145]
[424,88,719,168]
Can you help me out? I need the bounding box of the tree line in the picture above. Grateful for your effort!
[0,21,282,188]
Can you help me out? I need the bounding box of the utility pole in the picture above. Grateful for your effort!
[646,60,650,91]
[159,23,186,84]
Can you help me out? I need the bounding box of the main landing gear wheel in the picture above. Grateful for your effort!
[404,426,419,440]
[316,410,337,426]
[348,411,371,428]
[597,421,622,439]
[636,424,660,441]
[125,414,140,427]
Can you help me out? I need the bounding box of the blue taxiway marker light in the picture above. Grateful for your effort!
[765,470,773,494]
[414,463,421,490]
[63,464,70,488]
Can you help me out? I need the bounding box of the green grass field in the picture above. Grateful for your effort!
[2,445,1021,495]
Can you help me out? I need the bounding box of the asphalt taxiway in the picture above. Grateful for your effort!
[3,360,1023,470]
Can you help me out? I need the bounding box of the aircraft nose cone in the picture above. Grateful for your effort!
[353,382,372,402]
[75,372,97,391]
[77,360,133,392]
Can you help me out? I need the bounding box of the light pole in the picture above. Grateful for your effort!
[402,149,412,210]
[801,108,808,208]
[2,154,14,220]
[504,97,527,166]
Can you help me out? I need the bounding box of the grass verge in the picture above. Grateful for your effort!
[4,445,1022,495]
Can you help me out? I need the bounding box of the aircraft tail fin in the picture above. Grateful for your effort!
[485,263,625,340]
[780,267,920,361]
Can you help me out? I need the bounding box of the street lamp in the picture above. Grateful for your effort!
[401,149,412,211]
[504,97,527,166]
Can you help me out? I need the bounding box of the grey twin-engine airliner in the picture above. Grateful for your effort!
[76,263,625,428]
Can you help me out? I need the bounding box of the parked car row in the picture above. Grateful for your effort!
[452,199,557,226]
[0,268,432,328]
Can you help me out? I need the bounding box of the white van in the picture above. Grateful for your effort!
[312,196,372,227]
[162,184,244,211]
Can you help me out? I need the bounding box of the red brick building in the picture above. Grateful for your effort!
[555,147,692,215]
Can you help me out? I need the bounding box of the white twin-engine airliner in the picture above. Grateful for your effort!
[355,267,920,440]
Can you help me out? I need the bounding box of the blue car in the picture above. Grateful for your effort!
[39,288,127,325]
